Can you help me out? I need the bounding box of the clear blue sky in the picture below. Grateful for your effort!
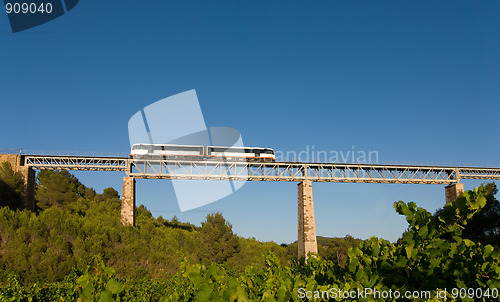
[1,0,499,244]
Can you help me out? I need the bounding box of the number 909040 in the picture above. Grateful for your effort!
[6,2,53,14]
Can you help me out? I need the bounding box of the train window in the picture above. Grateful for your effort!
[211,147,233,152]
[209,147,274,154]
[182,146,203,152]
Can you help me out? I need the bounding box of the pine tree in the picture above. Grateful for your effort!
[201,212,239,264]
[36,170,80,210]
[0,161,24,209]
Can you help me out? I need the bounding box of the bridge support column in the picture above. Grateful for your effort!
[445,183,464,204]
[298,180,317,259]
[0,154,35,211]
[19,166,35,211]
[121,177,136,226]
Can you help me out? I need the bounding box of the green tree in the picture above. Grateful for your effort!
[435,183,500,247]
[101,187,119,200]
[462,182,500,246]
[0,161,24,210]
[322,235,362,267]
[36,170,84,210]
[96,187,118,201]
[200,212,239,264]
[341,186,500,295]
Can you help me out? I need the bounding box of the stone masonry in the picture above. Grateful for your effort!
[121,176,136,226]
[445,183,464,204]
[298,180,318,259]
[0,154,35,210]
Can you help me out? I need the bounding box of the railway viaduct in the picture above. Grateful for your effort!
[1,153,499,258]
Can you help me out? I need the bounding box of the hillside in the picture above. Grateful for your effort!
[0,169,290,284]
[1,165,500,301]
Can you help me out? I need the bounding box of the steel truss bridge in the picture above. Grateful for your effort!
[23,155,500,184]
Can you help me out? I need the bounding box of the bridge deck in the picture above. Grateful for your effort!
[22,155,500,184]
[24,155,127,171]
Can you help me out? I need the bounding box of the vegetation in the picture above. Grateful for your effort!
[200,213,240,264]
[285,236,363,267]
[0,168,288,292]
[35,170,96,210]
[461,183,500,247]
[0,164,499,301]
[319,235,363,267]
[0,162,24,210]
[0,171,288,284]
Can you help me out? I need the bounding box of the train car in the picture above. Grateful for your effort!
[207,146,275,162]
[130,144,204,159]
[130,144,275,162]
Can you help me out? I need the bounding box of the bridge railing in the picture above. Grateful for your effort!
[21,149,129,158]
[0,148,23,155]
[24,155,128,171]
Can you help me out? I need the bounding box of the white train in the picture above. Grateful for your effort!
[130,144,276,162]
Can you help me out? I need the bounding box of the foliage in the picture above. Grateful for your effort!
[200,212,240,264]
[0,270,77,301]
[320,235,363,267]
[96,187,119,202]
[35,170,94,210]
[336,185,500,301]
[2,170,499,301]
[0,161,24,210]
[0,171,287,285]
[461,183,500,247]
[160,215,198,231]
[162,185,500,301]
[286,236,364,267]
[74,257,122,302]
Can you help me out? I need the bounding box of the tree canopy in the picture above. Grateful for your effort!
[200,212,240,264]
[436,182,500,247]
[35,170,94,210]
[0,161,24,210]
[0,171,286,285]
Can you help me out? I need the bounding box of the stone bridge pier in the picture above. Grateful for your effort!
[121,176,136,226]
[445,183,464,204]
[0,154,35,211]
[298,180,318,259]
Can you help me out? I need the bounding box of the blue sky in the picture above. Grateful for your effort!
[1,0,499,244]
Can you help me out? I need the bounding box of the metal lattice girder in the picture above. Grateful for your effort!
[24,156,128,171]
[129,160,462,184]
[22,155,500,184]
[455,167,500,180]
